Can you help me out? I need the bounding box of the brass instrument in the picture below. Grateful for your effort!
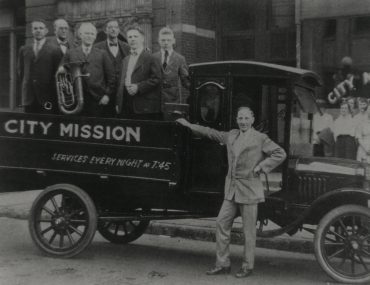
[56,61,89,115]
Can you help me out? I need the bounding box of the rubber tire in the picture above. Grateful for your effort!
[98,220,150,244]
[28,184,97,258]
[314,204,370,284]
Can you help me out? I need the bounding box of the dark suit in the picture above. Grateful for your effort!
[153,50,190,110]
[17,39,61,113]
[48,36,72,58]
[116,50,162,119]
[94,40,130,116]
[62,46,115,116]
[187,124,286,270]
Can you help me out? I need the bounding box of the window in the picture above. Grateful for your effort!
[324,19,336,39]
[197,82,223,126]
[354,16,370,35]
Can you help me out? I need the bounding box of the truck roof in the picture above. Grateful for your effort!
[190,60,322,87]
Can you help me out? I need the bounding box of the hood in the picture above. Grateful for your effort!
[292,157,364,177]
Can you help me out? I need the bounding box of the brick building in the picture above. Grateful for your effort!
[0,0,296,111]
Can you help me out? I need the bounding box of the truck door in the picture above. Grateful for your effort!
[188,80,228,193]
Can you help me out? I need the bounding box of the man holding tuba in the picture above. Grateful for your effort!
[58,22,115,117]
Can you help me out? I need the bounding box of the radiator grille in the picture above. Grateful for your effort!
[297,175,327,202]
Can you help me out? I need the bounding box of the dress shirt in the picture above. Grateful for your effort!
[125,47,144,86]
[333,115,355,140]
[82,45,92,57]
[354,112,369,138]
[312,113,334,143]
[57,38,68,54]
[107,40,118,57]
[33,38,46,56]
[233,128,252,159]
[161,48,173,66]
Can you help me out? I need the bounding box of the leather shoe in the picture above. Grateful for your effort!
[235,267,253,278]
[206,266,231,275]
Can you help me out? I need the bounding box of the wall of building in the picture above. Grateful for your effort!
[300,0,370,97]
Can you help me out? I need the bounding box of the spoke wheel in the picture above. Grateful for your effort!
[29,184,97,258]
[314,205,370,284]
[98,219,150,244]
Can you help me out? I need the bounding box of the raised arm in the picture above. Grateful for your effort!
[176,118,228,145]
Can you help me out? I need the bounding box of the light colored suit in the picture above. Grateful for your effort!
[188,124,286,269]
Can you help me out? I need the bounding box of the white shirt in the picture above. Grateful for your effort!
[82,45,92,56]
[107,40,118,57]
[161,48,173,65]
[333,115,355,140]
[33,38,46,55]
[57,38,68,54]
[354,112,368,138]
[312,112,333,143]
[125,47,144,86]
[233,128,251,159]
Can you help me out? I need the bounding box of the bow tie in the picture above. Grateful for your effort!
[59,42,68,46]
[131,50,138,56]
[109,42,118,47]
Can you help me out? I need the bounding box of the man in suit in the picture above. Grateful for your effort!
[177,106,286,278]
[18,19,61,114]
[116,25,162,120]
[153,27,190,111]
[49,19,70,57]
[59,22,115,116]
[95,19,130,117]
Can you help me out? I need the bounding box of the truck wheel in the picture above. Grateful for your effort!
[98,220,150,244]
[314,205,370,284]
[29,184,97,258]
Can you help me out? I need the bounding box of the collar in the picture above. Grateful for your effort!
[57,38,68,45]
[34,38,46,46]
[130,47,144,56]
[82,44,92,52]
[239,128,252,138]
[161,48,173,57]
[107,39,118,46]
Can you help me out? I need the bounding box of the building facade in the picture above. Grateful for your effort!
[300,0,370,97]
[0,0,296,111]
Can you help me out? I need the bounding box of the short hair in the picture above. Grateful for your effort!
[31,19,47,26]
[125,24,144,36]
[358,97,368,104]
[78,22,97,34]
[53,18,68,29]
[105,18,119,28]
[159,26,174,37]
[236,106,254,117]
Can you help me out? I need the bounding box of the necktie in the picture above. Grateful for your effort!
[34,41,41,56]
[84,47,89,57]
[131,50,138,56]
[163,50,169,70]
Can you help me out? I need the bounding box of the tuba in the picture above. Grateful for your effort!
[56,61,89,115]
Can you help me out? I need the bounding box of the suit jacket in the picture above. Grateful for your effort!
[116,50,162,114]
[62,46,115,102]
[153,50,190,109]
[94,40,130,91]
[94,40,130,61]
[189,125,286,204]
[48,36,72,58]
[17,39,61,107]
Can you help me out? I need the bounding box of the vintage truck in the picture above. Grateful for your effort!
[0,61,369,283]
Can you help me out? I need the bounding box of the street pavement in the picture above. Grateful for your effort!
[0,189,315,255]
[0,217,329,285]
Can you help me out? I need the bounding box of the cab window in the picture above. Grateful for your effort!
[197,82,224,127]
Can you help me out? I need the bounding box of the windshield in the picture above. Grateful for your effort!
[289,85,319,157]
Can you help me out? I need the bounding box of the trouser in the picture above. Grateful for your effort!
[215,199,258,269]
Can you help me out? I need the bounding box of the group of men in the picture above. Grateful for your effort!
[18,18,190,119]
[18,18,287,280]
